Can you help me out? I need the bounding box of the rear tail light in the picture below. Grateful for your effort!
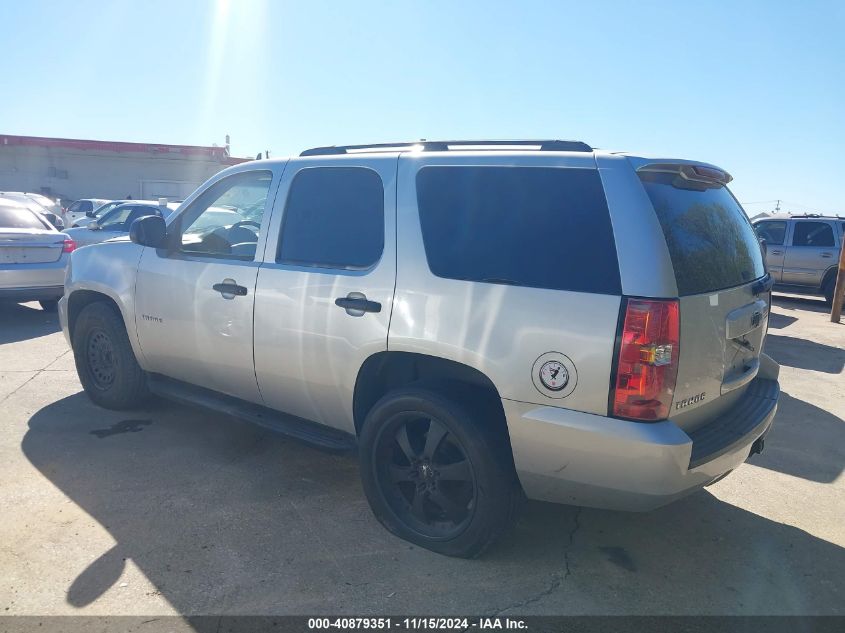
[62,239,77,253]
[612,298,680,421]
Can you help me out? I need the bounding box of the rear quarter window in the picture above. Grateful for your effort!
[639,172,765,296]
[415,166,621,295]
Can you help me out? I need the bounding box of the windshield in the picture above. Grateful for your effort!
[185,207,243,234]
[97,205,136,229]
[640,172,766,296]
[0,205,47,230]
[93,201,123,217]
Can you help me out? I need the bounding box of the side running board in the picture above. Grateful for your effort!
[148,374,356,454]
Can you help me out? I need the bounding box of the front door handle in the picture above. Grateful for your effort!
[770,250,783,256]
[213,280,248,298]
[821,252,833,258]
[335,292,381,316]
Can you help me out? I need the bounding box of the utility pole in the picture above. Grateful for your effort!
[830,242,845,323]
[774,199,781,213]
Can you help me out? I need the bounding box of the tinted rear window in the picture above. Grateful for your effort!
[415,166,621,295]
[792,221,834,247]
[0,206,47,230]
[278,167,384,269]
[639,172,765,296]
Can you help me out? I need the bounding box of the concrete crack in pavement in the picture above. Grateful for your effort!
[494,507,582,616]
[0,348,71,406]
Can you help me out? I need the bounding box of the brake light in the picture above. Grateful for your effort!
[62,239,77,253]
[612,298,680,421]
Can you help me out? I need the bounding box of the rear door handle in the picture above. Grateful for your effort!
[770,250,783,256]
[213,281,248,297]
[821,252,833,258]
[335,293,381,316]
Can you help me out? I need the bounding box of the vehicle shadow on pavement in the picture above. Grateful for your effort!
[771,294,831,315]
[22,393,845,615]
[764,334,845,374]
[766,313,798,330]
[0,302,60,344]
[750,391,844,483]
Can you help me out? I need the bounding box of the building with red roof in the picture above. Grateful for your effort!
[0,134,248,203]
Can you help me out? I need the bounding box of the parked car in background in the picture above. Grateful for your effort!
[753,213,845,305]
[24,192,63,214]
[0,192,65,230]
[60,140,780,558]
[63,201,178,248]
[64,198,108,226]
[0,198,75,311]
[71,200,128,228]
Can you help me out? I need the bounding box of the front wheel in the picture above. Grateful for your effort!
[359,388,522,558]
[72,301,149,409]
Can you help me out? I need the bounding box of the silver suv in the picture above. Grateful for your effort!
[59,140,780,557]
[753,214,844,305]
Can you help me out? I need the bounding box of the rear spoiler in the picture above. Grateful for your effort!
[636,161,732,185]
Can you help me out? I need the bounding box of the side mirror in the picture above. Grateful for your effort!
[86,210,95,218]
[88,221,99,230]
[130,215,167,248]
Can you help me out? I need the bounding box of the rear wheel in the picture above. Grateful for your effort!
[39,299,58,312]
[823,275,844,307]
[359,387,522,558]
[72,301,149,409]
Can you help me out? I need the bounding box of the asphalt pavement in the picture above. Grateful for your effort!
[1,295,843,615]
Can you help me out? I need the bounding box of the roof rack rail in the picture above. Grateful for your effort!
[300,139,593,157]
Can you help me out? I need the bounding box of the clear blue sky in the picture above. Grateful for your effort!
[1,0,842,214]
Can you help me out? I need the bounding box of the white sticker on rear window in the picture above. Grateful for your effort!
[709,294,719,306]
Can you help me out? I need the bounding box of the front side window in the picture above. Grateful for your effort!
[753,221,787,246]
[792,221,834,247]
[178,170,273,260]
[415,166,621,294]
[277,167,384,269]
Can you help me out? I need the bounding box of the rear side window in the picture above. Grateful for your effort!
[415,166,621,294]
[278,167,384,269]
[754,221,787,246]
[639,172,765,295]
[792,221,834,247]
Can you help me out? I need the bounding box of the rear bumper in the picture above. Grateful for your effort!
[0,257,67,302]
[504,375,779,511]
[0,257,67,292]
[0,285,64,301]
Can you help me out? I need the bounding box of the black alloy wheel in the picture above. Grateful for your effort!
[374,412,476,539]
[359,387,523,558]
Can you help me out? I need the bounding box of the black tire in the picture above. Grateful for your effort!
[39,299,58,312]
[72,301,149,410]
[823,275,843,307]
[358,387,523,558]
